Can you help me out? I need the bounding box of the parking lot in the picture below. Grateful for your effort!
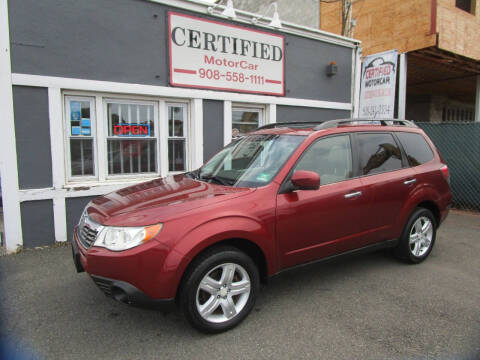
[0,210,479,360]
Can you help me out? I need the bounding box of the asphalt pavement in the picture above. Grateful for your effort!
[0,211,479,360]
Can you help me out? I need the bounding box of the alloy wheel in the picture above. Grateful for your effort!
[195,263,251,323]
[409,216,433,257]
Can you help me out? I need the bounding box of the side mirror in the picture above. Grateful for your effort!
[291,170,320,190]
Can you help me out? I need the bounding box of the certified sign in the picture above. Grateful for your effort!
[359,50,398,119]
[169,12,285,96]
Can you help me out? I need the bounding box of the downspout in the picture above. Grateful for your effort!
[430,0,438,42]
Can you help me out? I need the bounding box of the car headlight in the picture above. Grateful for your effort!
[94,224,163,251]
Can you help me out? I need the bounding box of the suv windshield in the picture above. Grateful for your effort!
[194,134,305,188]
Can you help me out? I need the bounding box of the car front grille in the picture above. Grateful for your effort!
[78,215,102,249]
[79,225,98,249]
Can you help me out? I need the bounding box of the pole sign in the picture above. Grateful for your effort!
[359,50,398,119]
[168,12,285,96]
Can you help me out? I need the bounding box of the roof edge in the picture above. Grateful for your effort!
[148,0,361,48]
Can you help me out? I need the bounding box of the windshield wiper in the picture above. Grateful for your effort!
[199,174,233,186]
[185,169,200,179]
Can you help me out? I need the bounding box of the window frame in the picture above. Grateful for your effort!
[103,97,160,180]
[166,102,189,173]
[62,91,192,185]
[64,95,98,182]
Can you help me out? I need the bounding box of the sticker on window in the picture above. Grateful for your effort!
[71,126,81,136]
[256,173,271,182]
[70,101,82,121]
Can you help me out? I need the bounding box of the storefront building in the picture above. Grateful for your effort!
[0,0,361,252]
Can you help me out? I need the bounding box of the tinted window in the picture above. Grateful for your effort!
[358,133,402,175]
[294,135,353,185]
[397,132,434,166]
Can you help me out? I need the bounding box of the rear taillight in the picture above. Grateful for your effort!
[440,164,450,184]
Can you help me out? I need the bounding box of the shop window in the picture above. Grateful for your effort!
[65,96,96,178]
[106,100,157,175]
[64,95,190,183]
[456,0,475,14]
[232,107,264,139]
[168,104,187,172]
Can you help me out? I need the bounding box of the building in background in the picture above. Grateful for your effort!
[0,0,360,252]
[233,0,320,28]
[320,0,480,123]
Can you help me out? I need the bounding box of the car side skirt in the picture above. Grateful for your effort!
[271,238,399,278]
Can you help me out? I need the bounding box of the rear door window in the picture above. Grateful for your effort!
[396,132,434,166]
[357,133,403,175]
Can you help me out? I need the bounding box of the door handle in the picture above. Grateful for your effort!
[344,191,362,199]
[404,178,417,185]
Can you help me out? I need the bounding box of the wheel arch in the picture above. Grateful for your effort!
[416,200,440,226]
[175,237,269,302]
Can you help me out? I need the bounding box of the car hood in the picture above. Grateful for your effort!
[86,174,254,226]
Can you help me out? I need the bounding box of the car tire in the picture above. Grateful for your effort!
[180,246,260,333]
[394,207,437,264]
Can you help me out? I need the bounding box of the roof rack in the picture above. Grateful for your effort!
[256,119,418,132]
[257,121,325,130]
[314,118,417,130]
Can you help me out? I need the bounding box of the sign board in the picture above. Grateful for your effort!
[168,12,285,96]
[359,50,398,119]
[113,124,151,137]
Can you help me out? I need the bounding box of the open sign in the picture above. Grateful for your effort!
[113,124,151,137]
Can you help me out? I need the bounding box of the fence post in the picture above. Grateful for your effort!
[475,75,480,122]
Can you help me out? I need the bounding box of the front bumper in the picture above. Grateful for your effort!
[90,275,175,311]
[71,227,176,311]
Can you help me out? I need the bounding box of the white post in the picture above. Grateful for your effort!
[353,45,362,118]
[0,0,23,252]
[267,104,276,124]
[223,100,232,146]
[398,53,407,120]
[475,75,480,122]
[192,98,204,168]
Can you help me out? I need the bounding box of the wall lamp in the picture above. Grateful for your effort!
[251,2,282,29]
[207,0,236,19]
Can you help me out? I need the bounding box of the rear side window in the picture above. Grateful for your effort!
[357,133,403,175]
[396,132,434,166]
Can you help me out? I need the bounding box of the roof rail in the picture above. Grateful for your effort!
[255,119,417,131]
[314,118,418,130]
[257,121,326,130]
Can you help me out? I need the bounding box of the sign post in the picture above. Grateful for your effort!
[359,50,398,119]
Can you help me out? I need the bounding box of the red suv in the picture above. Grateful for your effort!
[72,119,451,333]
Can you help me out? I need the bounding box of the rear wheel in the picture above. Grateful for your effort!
[180,246,259,333]
[395,207,436,264]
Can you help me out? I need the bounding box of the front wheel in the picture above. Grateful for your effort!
[180,246,260,333]
[395,207,437,264]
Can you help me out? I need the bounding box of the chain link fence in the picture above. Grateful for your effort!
[417,122,480,211]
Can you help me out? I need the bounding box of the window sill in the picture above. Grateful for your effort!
[63,176,159,191]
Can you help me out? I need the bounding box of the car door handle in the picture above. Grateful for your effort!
[404,178,417,185]
[344,191,362,199]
